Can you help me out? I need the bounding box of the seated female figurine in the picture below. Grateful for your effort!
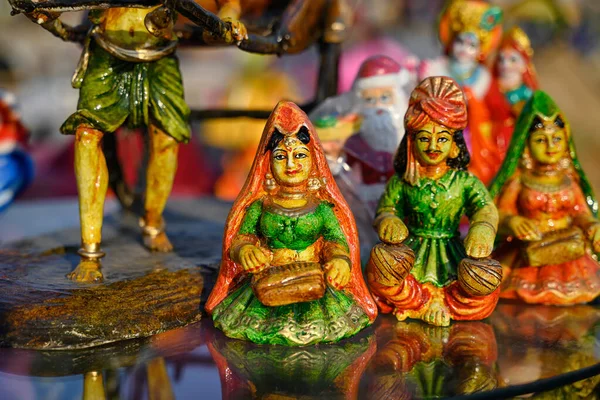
[489,90,600,305]
[205,101,377,345]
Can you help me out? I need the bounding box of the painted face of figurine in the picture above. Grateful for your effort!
[528,116,568,165]
[497,48,526,83]
[414,122,457,166]
[271,136,312,185]
[451,32,480,64]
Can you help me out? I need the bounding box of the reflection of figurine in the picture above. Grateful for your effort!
[362,319,498,398]
[367,77,501,327]
[489,91,600,305]
[206,101,377,345]
[343,55,413,213]
[421,0,513,184]
[494,26,539,117]
[206,323,376,400]
[202,59,301,200]
[0,90,34,212]
[491,303,600,397]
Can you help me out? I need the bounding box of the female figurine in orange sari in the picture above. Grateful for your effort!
[489,91,600,305]
[420,0,513,184]
[494,26,539,117]
[205,101,377,345]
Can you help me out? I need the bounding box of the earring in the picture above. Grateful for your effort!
[558,156,571,170]
[450,144,460,159]
[308,177,324,192]
[265,173,277,193]
[520,151,533,170]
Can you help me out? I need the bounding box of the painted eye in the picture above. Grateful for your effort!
[380,93,391,103]
[365,97,376,105]
[274,154,286,160]
[552,136,563,143]
[418,137,430,143]
[535,138,545,144]
[438,137,449,143]
[295,153,308,159]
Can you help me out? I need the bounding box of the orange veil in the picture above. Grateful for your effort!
[205,101,377,320]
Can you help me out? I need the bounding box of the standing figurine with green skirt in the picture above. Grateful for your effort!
[24,5,194,282]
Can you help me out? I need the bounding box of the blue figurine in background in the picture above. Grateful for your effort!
[0,90,34,212]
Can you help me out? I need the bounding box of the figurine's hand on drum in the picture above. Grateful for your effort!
[586,223,600,253]
[324,258,351,290]
[464,224,495,259]
[239,244,269,273]
[508,216,542,241]
[377,216,408,244]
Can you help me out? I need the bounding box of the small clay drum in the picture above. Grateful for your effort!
[458,258,502,297]
[368,243,415,287]
[251,262,326,307]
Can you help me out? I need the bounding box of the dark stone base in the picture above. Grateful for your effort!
[0,198,230,350]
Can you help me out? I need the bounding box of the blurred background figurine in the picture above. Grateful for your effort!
[421,0,513,184]
[367,77,502,327]
[494,26,539,117]
[201,58,301,201]
[489,91,600,305]
[206,101,377,345]
[310,54,414,261]
[343,55,413,214]
[0,89,33,213]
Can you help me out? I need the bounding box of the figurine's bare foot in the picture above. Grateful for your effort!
[143,231,173,252]
[421,298,451,327]
[68,260,103,283]
[394,309,411,322]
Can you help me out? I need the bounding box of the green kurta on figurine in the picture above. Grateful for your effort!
[376,170,493,287]
[212,198,370,346]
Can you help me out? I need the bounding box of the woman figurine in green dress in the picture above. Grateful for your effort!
[205,101,377,346]
[366,76,502,327]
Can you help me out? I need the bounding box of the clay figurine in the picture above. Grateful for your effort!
[494,26,539,117]
[0,90,34,212]
[489,90,600,305]
[342,55,413,213]
[19,4,195,282]
[421,0,513,184]
[366,76,502,327]
[205,101,377,345]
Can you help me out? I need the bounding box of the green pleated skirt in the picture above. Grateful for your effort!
[211,280,370,346]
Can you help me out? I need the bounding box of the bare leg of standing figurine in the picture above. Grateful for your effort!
[69,126,107,283]
[140,123,178,252]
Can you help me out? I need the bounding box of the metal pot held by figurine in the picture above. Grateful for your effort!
[251,262,326,307]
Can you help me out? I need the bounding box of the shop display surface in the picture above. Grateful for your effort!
[0,198,599,399]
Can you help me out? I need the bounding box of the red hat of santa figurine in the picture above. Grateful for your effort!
[352,55,411,91]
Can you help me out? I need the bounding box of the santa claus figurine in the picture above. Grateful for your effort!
[343,55,414,214]
[0,90,34,212]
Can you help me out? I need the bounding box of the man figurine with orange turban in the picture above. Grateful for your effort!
[366,76,502,327]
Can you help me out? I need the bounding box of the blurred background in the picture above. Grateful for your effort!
[0,0,599,202]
